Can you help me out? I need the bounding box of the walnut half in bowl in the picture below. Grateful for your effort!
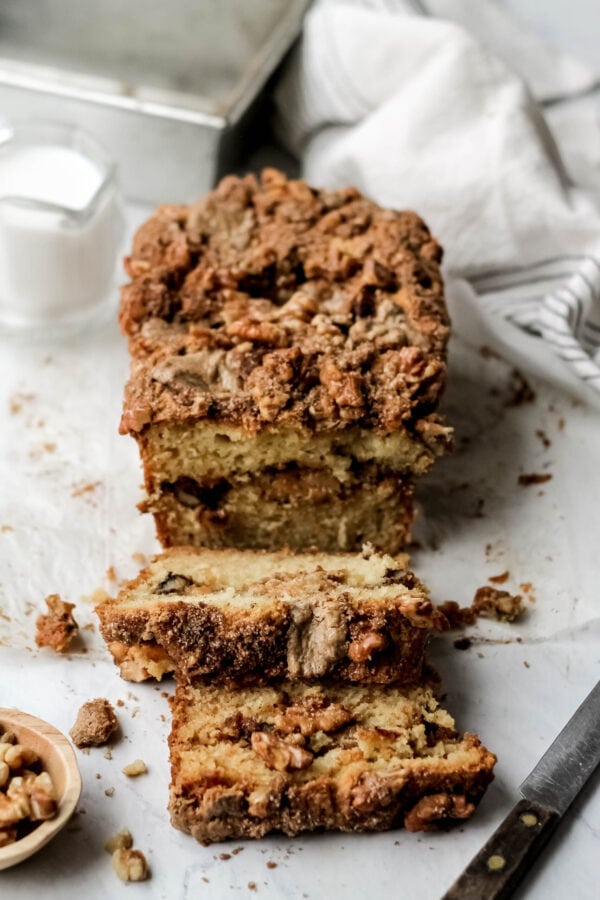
[0,709,82,870]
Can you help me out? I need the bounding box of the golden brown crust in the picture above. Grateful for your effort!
[95,546,447,685]
[119,169,449,437]
[168,682,496,843]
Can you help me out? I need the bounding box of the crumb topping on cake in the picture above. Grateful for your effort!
[120,169,449,436]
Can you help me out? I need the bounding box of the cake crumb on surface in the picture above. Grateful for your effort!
[122,759,147,777]
[453,638,472,651]
[131,552,148,566]
[70,698,118,747]
[505,369,536,407]
[488,571,509,585]
[518,472,552,486]
[35,594,79,653]
[71,481,102,498]
[473,587,524,622]
[439,585,524,628]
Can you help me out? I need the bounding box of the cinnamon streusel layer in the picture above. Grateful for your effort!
[119,169,452,552]
[95,546,448,684]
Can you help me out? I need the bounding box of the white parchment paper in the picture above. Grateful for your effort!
[1,247,599,899]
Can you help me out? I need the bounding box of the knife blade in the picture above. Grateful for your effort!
[443,680,600,900]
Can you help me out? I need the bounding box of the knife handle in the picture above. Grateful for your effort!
[442,798,560,900]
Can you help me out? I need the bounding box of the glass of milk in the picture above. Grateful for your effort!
[0,121,124,333]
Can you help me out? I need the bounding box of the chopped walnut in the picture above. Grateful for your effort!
[472,587,524,622]
[438,585,524,628]
[112,847,149,882]
[0,731,57,840]
[70,698,118,748]
[104,828,133,853]
[0,827,17,847]
[35,594,78,653]
[347,631,388,663]
[122,759,147,777]
[274,699,353,737]
[250,732,313,772]
[404,792,474,831]
[3,745,37,770]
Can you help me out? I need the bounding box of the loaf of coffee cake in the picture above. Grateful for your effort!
[119,169,451,552]
[168,680,496,843]
[95,546,447,684]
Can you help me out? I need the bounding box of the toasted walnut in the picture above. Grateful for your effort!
[0,826,17,847]
[286,597,347,679]
[112,848,149,882]
[0,792,30,827]
[27,772,57,821]
[104,828,133,853]
[226,318,286,347]
[155,572,194,594]
[439,586,524,629]
[70,698,118,748]
[472,587,524,622]
[35,594,79,653]
[348,631,388,663]
[0,735,58,832]
[247,786,275,818]
[250,732,313,772]
[109,642,175,683]
[275,700,353,737]
[4,744,38,770]
[404,792,475,831]
[349,772,396,814]
[319,359,364,420]
[122,759,147,778]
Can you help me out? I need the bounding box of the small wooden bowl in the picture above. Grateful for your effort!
[0,708,82,870]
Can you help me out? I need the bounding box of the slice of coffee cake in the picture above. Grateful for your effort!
[95,546,447,684]
[119,169,451,553]
[168,680,496,843]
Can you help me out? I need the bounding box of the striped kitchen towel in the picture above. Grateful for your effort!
[275,0,600,392]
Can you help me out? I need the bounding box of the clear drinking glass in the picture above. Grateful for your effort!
[0,121,124,334]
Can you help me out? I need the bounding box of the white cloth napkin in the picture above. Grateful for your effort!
[275,0,600,396]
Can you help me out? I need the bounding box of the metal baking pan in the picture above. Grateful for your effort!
[0,0,309,203]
